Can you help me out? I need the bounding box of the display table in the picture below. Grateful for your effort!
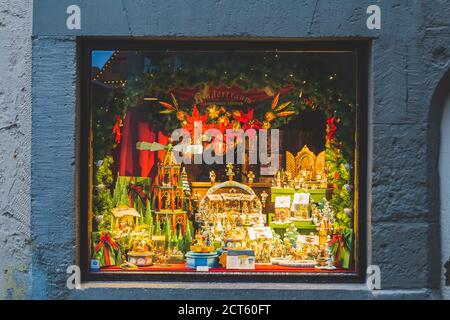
[270,187,332,203]
[268,213,317,236]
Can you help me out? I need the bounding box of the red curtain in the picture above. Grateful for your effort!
[118,106,168,177]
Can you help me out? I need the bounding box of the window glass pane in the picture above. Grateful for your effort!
[89,48,358,275]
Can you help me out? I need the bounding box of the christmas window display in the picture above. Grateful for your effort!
[88,48,360,275]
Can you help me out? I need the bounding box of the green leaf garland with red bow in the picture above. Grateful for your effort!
[92,231,122,267]
[328,226,353,269]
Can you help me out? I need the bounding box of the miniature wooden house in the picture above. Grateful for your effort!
[110,205,141,232]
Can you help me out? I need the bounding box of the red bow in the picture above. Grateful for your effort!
[129,183,148,202]
[95,232,119,266]
[328,233,344,266]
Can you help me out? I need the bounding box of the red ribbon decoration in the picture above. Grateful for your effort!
[326,116,337,141]
[128,182,148,203]
[95,232,119,266]
[112,115,122,144]
[328,233,344,266]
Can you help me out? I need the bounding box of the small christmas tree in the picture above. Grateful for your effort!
[144,200,154,236]
[180,167,191,211]
[164,215,172,250]
[154,220,162,236]
[93,156,114,230]
[284,223,299,246]
[119,182,130,206]
[177,228,184,252]
[139,208,145,225]
[171,227,179,250]
[112,174,122,207]
[183,220,193,253]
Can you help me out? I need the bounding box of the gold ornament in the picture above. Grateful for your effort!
[176,111,186,121]
[230,120,241,131]
[273,101,291,112]
[207,105,220,119]
[265,111,276,122]
[226,163,235,181]
[247,171,255,185]
[271,93,280,110]
[276,111,295,117]
[209,171,216,184]
[260,191,268,209]
[218,115,230,127]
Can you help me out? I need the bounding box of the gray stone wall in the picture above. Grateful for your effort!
[0,0,32,299]
[1,0,450,299]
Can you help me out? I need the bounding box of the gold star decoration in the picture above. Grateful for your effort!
[207,105,220,119]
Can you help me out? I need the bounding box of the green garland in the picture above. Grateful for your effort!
[93,156,114,230]
[326,143,353,228]
[93,90,127,162]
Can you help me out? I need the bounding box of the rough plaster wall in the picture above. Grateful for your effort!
[31,37,77,300]
[0,0,32,299]
[29,0,450,299]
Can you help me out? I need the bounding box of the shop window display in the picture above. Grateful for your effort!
[87,46,361,276]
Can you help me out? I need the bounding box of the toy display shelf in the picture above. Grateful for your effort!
[270,187,333,203]
[268,213,317,236]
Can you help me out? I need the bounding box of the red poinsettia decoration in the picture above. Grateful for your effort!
[207,115,231,134]
[183,105,210,135]
[326,116,337,141]
[112,115,122,145]
[233,108,263,130]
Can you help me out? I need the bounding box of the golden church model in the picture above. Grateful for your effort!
[153,147,188,234]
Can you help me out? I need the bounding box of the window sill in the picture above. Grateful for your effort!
[80,281,369,291]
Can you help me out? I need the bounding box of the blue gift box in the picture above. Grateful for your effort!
[90,259,100,272]
[185,251,219,269]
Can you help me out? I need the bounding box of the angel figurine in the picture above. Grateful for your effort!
[209,170,216,184]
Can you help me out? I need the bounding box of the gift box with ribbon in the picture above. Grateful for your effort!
[92,231,122,267]
[328,226,353,269]
[113,176,152,218]
[128,177,152,214]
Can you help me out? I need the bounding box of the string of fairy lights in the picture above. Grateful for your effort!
[92,50,121,82]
